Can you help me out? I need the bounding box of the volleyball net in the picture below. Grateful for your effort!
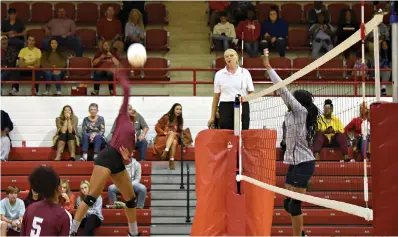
[235,12,388,225]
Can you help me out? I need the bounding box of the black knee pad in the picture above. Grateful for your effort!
[125,196,137,208]
[288,199,302,216]
[283,197,291,213]
[83,195,97,207]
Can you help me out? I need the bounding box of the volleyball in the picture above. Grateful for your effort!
[127,43,147,68]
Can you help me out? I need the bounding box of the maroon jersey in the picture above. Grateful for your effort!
[21,200,71,236]
[109,75,136,155]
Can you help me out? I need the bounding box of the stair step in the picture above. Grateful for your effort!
[151,199,197,207]
[151,184,196,190]
[151,206,196,217]
[151,175,196,184]
[150,224,192,235]
[151,190,197,200]
[152,217,194,224]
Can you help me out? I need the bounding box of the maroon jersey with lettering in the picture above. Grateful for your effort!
[21,200,71,236]
[109,75,136,155]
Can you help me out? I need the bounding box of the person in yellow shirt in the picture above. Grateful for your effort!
[314,99,351,162]
[16,35,42,96]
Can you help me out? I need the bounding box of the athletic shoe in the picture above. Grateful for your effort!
[128,232,141,236]
[70,232,77,236]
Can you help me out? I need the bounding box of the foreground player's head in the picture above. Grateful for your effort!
[293,90,320,146]
[29,166,61,201]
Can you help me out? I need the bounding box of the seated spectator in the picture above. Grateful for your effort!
[80,103,106,161]
[1,8,26,49]
[1,36,19,95]
[118,0,148,34]
[212,12,237,51]
[260,7,288,57]
[17,35,41,96]
[337,9,359,58]
[309,11,335,59]
[42,8,83,57]
[307,1,330,27]
[108,104,149,161]
[314,99,351,162]
[59,180,76,214]
[366,20,389,56]
[40,38,67,96]
[1,110,13,161]
[380,40,392,95]
[53,105,80,161]
[0,186,25,236]
[353,50,373,79]
[236,9,260,57]
[107,158,147,208]
[345,103,370,161]
[153,103,184,170]
[97,5,124,56]
[229,1,255,25]
[76,180,103,236]
[92,41,120,96]
[124,9,145,48]
[209,1,231,29]
[23,189,43,208]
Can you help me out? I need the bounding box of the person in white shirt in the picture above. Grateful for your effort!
[107,159,147,208]
[0,186,25,236]
[212,12,237,51]
[208,48,254,130]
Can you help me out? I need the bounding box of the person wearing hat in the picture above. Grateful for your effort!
[1,8,26,49]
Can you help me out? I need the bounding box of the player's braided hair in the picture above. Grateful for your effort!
[293,89,320,147]
[29,166,60,199]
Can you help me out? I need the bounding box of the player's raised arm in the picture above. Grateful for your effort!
[262,49,305,112]
[118,71,131,115]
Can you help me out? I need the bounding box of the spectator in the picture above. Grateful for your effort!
[307,1,330,27]
[212,12,237,51]
[314,99,351,162]
[108,104,149,161]
[118,1,147,34]
[309,11,335,59]
[337,9,359,58]
[1,36,19,95]
[59,180,76,214]
[209,1,231,29]
[53,105,80,161]
[42,8,82,57]
[17,35,41,96]
[40,38,67,96]
[153,103,184,170]
[236,9,261,57]
[76,181,103,236]
[366,21,390,55]
[97,5,124,56]
[92,41,120,96]
[260,7,288,57]
[353,50,373,79]
[107,158,147,208]
[380,40,392,95]
[23,189,43,209]
[80,103,106,161]
[230,1,255,24]
[344,103,370,161]
[1,110,13,161]
[1,8,26,49]
[124,9,145,48]
[0,186,25,236]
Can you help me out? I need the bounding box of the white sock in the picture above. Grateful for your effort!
[170,157,174,160]
[71,220,81,233]
[128,222,138,235]
[165,147,169,152]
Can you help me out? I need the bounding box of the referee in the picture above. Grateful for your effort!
[208,49,254,130]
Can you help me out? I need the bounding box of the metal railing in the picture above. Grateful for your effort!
[0,67,393,97]
[179,131,185,189]
[185,162,191,223]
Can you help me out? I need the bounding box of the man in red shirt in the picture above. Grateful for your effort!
[21,166,71,236]
[97,5,124,56]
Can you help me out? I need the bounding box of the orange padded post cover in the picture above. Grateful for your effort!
[191,129,276,236]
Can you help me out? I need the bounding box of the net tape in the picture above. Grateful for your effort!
[238,13,385,222]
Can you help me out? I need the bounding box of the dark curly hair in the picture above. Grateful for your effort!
[293,90,320,146]
[29,166,60,199]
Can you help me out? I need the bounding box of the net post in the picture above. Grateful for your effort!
[234,94,242,188]
[373,26,381,101]
[233,94,241,136]
[391,1,398,102]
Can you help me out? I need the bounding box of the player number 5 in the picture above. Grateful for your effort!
[30,216,43,237]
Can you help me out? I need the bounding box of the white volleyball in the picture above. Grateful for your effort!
[127,43,147,68]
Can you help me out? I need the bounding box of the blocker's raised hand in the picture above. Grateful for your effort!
[262,48,271,69]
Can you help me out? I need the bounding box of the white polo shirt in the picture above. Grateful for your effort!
[214,66,255,102]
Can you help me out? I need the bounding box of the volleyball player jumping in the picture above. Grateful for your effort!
[70,73,140,236]
[262,49,320,236]
[21,166,72,236]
